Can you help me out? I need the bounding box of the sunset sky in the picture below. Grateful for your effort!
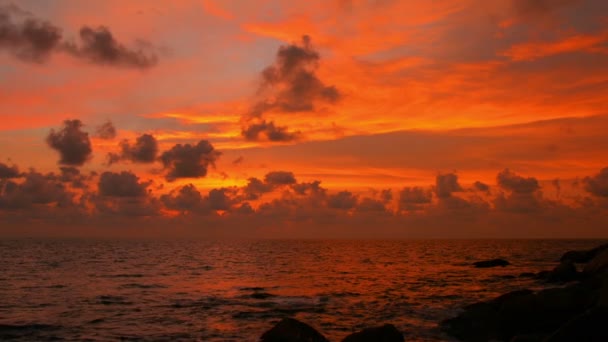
[1,0,607,238]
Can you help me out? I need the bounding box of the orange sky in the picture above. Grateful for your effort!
[0,0,607,238]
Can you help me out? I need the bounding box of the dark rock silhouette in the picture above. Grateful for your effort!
[544,308,608,342]
[546,261,579,283]
[341,324,404,342]
[443,243,608,342]
[473,258,510,268]
[583,249,608,276]
[260,318,329,342]
[560,243,608,264]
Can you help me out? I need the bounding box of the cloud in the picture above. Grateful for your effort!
[584,167,608,197]
[497,168,540,194]
[208,188,235,211]
[243,177,274,200]
[159,140,221,181]
[435,173,463,198]
[327,190,358,210]
[63,26,157,69]
[241,120,300,142]
[0,4,157,68]
[94,121,117,140]
[98,171,150,197]
[107,133,158,165]
[398,187,432,211]
[0,4,62,63]
[356,197,387,212]
[160,184,205,213]
[291,180,326,196]
[58,166,88,188]
[264,171,297,185]
[46,119,92,166]
[241,35,339,141]
[0,162,20,179]
[473,181,490,192]
[0,171,74,210]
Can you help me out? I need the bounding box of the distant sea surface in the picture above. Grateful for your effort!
[0,239,605,341]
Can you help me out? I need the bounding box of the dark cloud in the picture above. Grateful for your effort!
[159,140,221,181]
[58,166,88,188]
[264,171,297,186]
[161,184,204,212]
[243,177,273,200]
[398,187,432,211]
[497,169,540,194]
[0,4,62,63]
[0,171,74,209]
[0,5,157,68]
[435,173,462,198]
[328,190,358,210]
[232,156,244,165]
[46,119,92,166]
[584,167,608,197]
[208,188,234,211]
[291,180,326,196]
[473,181,490,192]
[98,171,150,197]
[356,197,387,212]
[241,36,339,142]
[95,121,117,140]
[380,189,393,203]
[63,26,157,69]
[0,162,20,179]
[241,120,300,142]
[108,133,158,165]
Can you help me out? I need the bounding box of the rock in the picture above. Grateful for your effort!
[544,308,608,342]
[260,318,329,342]
[519,272,536,278]
[473,258,510,268]
[560,243,608,264]
[341,324,404,342]
[535,271,550,280]
[509,333,547,342]
[583,249,608,276]
[546,262,579,283]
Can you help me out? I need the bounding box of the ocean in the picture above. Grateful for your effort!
[0,239,604,341]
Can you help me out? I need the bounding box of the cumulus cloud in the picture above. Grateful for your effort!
[398,187,432,211]
[241,36,340,142]
[159,140,221,181]
[241,120,300,142]
[0,4,62,62]
[0,162,20,179]
[0,4,157,68]
[160,184,204,212]
[497,168,539,194]
[0,171,74,209]
[584,167,608,197]
[98,171,150,197]
[356,197,387,212]
[291,180,326,196]
[473,181,490,192]
[94,121,117,140]
[435,173,463,198]
[46,119,92,166]
[328,190,358,210]
[264,171,297,186]
[63,26,157,69]
[107,133,158,165]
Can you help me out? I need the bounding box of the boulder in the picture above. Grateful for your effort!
[341,324,404,342]
[544,308,608,342]
[583,249,608,276]
[260,318,329,342]
[560,243,608,264]
[546,262,579,283]
[473,259,510,268]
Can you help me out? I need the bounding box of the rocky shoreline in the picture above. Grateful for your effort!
[257,243,608,341]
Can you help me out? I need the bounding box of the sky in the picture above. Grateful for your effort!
[0,0,607,238]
